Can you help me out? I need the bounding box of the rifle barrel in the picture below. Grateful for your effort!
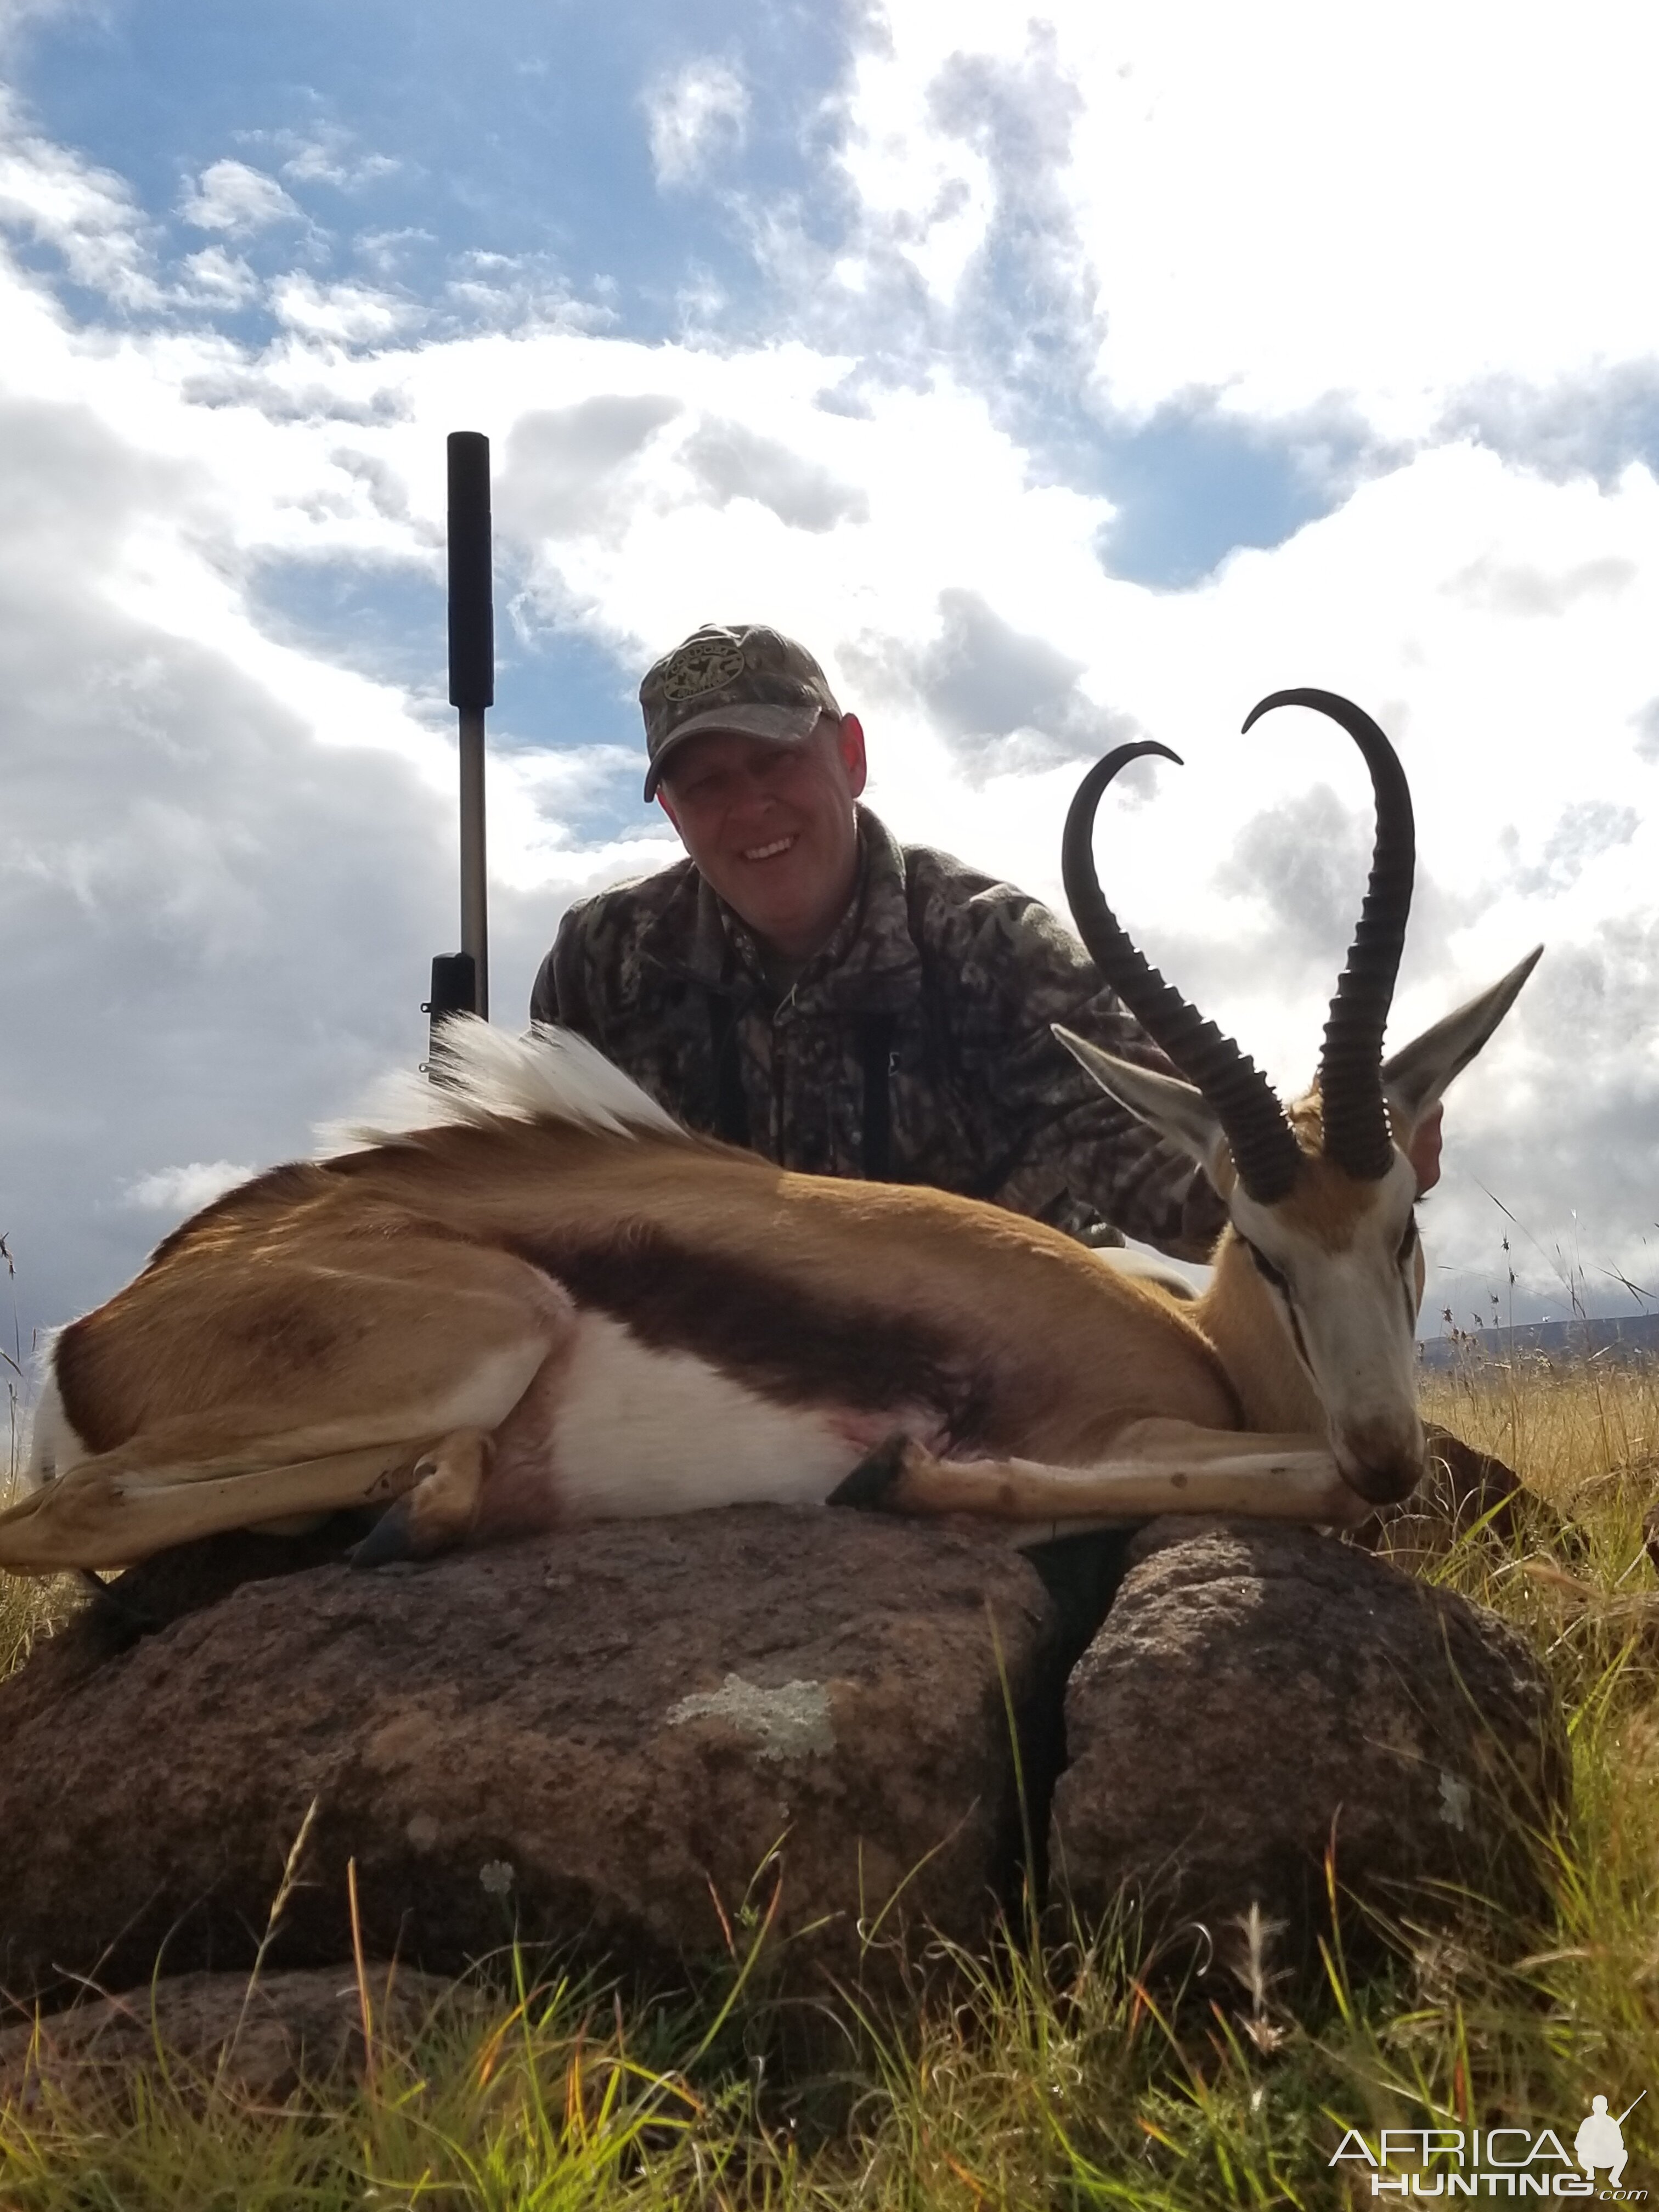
[447,430,493,1019]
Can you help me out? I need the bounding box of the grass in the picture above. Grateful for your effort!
[2,1351,1658,2206]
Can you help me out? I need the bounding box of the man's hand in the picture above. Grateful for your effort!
[1407,1102,1444,1195]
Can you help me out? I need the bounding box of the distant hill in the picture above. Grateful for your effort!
[1418,1312,1659,1370]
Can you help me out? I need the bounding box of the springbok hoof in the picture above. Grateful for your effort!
[827,1434,911,1512]
[348,1500,418,1571]
[350,1433,488,1567]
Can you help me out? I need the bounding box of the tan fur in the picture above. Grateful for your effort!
[1191,1229,1325,1437]
[1276,1161,1384,1252]
[61,1120,1242,1467]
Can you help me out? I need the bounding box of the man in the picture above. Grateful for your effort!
[532,623,1442,1255]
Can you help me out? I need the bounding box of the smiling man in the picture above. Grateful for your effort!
[531,622,1440,1258]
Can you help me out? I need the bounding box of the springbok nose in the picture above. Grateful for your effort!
[1333,1420,1425,1506]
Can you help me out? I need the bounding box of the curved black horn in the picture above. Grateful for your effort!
[1062,742,1305,1204]
[1241,689,1415,1181]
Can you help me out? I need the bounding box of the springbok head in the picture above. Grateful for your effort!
[1055,687,1541,1505]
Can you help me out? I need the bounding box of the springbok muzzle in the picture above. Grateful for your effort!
[1331,1415,1426,1506]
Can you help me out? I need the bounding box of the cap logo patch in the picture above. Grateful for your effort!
[660,640,746,702]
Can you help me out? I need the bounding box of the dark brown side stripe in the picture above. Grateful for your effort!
[51,1314,128,1455]
[509,1226,996,1448]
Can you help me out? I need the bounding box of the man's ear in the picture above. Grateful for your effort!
[1381,946,1542,1141]
[838,712,868,798]
[656,788,684,836]
[1053,1025,1230,1185]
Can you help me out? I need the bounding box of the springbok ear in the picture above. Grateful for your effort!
[1381,946,1543,1137]
[1053,1025,1229,1182]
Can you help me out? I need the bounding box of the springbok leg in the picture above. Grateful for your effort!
[0,1245,575,1575]
[830,1421,1371,1530]
[0,1444,421,1573]
[349,1427,493,1568]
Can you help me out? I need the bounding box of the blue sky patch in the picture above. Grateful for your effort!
[247,554,447,696]
[247,550,645,838]
[1095,403,1375,589]
[9,0,853,343]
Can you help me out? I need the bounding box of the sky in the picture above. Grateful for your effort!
[2,0,1657,1395]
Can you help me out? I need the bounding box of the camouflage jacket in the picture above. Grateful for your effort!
[531,807,1228,1261]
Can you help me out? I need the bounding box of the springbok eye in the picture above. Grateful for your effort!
[1244,1240,1289,1294]
[1397,1219,1419,1266]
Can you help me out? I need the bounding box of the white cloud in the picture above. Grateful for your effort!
[644,58,748,190]
[269,272,417,343]
[832,18,1003,307]
[1069,1,1659,435]
[178,243,259,307]
[124,1160,256,1214]
[356,225,435,278]
[499,393,684,545]
[275,126,399,190]
[179,157,299,238]
[0,84,160,306]
[443,249,608,334]
[831,2,1659,444]
[0,368,458,1335]
[0,0,75,50]
[681,419,869,533]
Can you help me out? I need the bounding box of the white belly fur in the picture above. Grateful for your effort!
[22,1357,83,1491]
[539,1311,885,1523]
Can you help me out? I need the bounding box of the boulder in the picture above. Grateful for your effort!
[0,1509,1061,2002]
[1052,1519,1567,1980]
[0,1966,465,2110]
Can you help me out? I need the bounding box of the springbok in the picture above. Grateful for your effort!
[1,690,1538,1579]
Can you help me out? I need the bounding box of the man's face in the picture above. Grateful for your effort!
[657,713,868,960]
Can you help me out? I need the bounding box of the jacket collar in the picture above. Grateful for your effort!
[639,806,923,1010]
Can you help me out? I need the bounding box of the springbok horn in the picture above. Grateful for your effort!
[1062,742,1305,1204]
[1242,691,1415,1181]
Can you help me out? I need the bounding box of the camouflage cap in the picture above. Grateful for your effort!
[640,623,841,799]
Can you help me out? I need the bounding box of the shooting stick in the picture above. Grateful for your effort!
[428,431,493,1065]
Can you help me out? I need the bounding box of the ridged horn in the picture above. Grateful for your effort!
[1242,689,1415,1181]
[1062,741,1305,1204]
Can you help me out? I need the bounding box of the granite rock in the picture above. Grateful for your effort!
[0,1509,1060,2001]
[1052,1519,1567,1980]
